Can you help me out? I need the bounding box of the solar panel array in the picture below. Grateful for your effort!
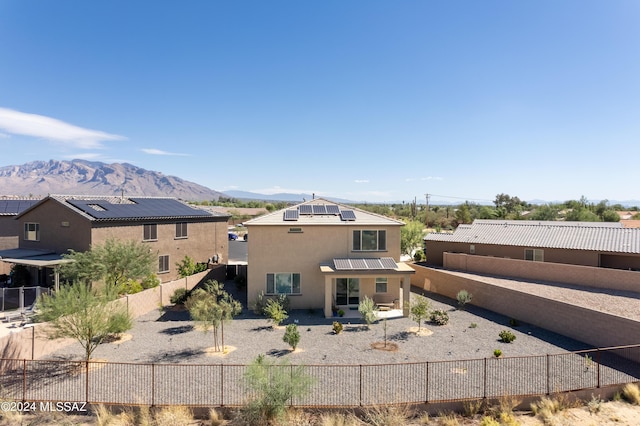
[333,257,398,270]
[283,203,359,222]
[0,200,38,215]
[66,198,213,220]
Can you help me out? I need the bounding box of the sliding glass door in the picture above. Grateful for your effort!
[336,278,359,305]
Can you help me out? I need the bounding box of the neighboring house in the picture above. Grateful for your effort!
[424,219,640,271]
[0,198,40,279]
[1,195,230,286]
[245,198,415,318]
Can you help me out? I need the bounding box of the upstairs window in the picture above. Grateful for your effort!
[24,223,40,241]
[353,230,386,251]
[158,255,170,273]
[175,222,188,239]
[143,224,158,241]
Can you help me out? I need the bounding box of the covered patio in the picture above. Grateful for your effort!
[320,257,415,318]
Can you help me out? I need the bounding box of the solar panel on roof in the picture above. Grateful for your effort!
[380,257,398,269]
[364,258,383,269]
[313,204,327,215]
[333,259,351,270]
[284,209,299,221]
[326,204,340,215]
[340,210,356,221]
[350,259,368,269]
[299,205,313,215]
[66,198,212,220]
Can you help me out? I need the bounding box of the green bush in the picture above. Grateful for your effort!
[358,296,378,329]
[430,309,449,325]
[332,321,343,334]
[493,349,503,358]
[170,288,189,305]
[456,289,473,309]
[141,273,160,289]
[283,324,300,350]
[263,298,288,326]
[499,330,516,343]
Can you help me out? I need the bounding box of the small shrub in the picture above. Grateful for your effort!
[141,273,160,289]
[264,298,288,326]
[332,321,343,334]
[509,318,520,327]
[499,330,516,343]
[462,399,484,417]
[170,287,189,305]
[413,250,425,261]
[469,322,478,328]
[456,289,472,309]
[283,323,300,350]
[587,394,602,415]
[358,296,378,329]
[251,291,267,315]
[622,383,640,405]
[479,416,500,426]
[531,396,561,423]
[338,309,345,317]
[493,349,502,358]
[430,309,449,325]
[153,405,194,426]
[362,404,413,425]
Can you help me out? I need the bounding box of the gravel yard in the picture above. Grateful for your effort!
[46,286,590,366]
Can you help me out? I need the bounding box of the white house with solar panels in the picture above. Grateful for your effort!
[244,198,415,318]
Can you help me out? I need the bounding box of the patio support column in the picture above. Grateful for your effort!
[324,275,333,318]
[401,274,410,317]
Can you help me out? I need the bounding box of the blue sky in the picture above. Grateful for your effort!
[1,1,638,204]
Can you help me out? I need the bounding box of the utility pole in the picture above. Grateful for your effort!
[425,193,430,227]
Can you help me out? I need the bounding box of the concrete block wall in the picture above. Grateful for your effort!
[443,253,640,293]
[411,264,640,349]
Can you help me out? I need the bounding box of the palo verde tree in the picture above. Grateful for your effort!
[186,280,242,352]
[401,220,425,257]
[36,282,132,361]
[61,238,156,294]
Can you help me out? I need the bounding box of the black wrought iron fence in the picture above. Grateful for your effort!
[1,344,639,407]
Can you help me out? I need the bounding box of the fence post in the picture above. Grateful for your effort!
[483,358,487,399]
[151,364,155,407]
[425,361,429,403]
[596,349,601,388]
[85,360,89,403]
[22,359,26,402]
[359,365,363,406]
[546,354,550,395]
[220,364,224,407]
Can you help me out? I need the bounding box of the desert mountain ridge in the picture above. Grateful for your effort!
[0,159,225,202]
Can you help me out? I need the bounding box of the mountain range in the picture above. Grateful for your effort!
[0,159,225,201]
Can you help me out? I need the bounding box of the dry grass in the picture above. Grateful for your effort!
[622,383,640,405]
[317,411,362,426]
[153,405,195,426]
[362,404,414,426]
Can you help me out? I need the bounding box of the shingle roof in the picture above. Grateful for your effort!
[245,198,404,226]
[425,220,640,254]
[19,195,229,221]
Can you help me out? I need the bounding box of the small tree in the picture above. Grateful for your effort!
[410,295,431,331]
[358,296,378,329]
[186,280,242,352]
[283,324,300,351]
[263,298,288,327]
[176,255,207,278]
[242,354,314,423]
[37,282,132,361]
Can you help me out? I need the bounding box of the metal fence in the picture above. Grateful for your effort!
[1,344,639,407]
[0,286,50,313]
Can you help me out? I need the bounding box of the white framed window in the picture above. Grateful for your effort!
[144,224,158,241]
[158,255,170,273]
[266,273,301,295]
[524,249,544,262]
[375,277,388,293]
[353,230,386,251]
[175,222,188,239]
[24,223,40,241]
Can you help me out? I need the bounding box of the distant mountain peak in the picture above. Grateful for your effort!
[0,159,225,201]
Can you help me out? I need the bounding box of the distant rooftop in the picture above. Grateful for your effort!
[425,219,639,254]
[0,199,40,216]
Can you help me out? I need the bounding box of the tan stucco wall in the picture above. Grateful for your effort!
[91,220,228,283]
[410,264,640,349]
[17,199,92,253]
[444,253,640,292]
[247,224,402,310]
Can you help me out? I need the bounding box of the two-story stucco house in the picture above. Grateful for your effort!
[2,195,230,286]
[245,198,415,318]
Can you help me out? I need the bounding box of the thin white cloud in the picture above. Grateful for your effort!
[421,176,444,181]
[354,179,369,183]
[141,148,190,156]
[0,107,126,149]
